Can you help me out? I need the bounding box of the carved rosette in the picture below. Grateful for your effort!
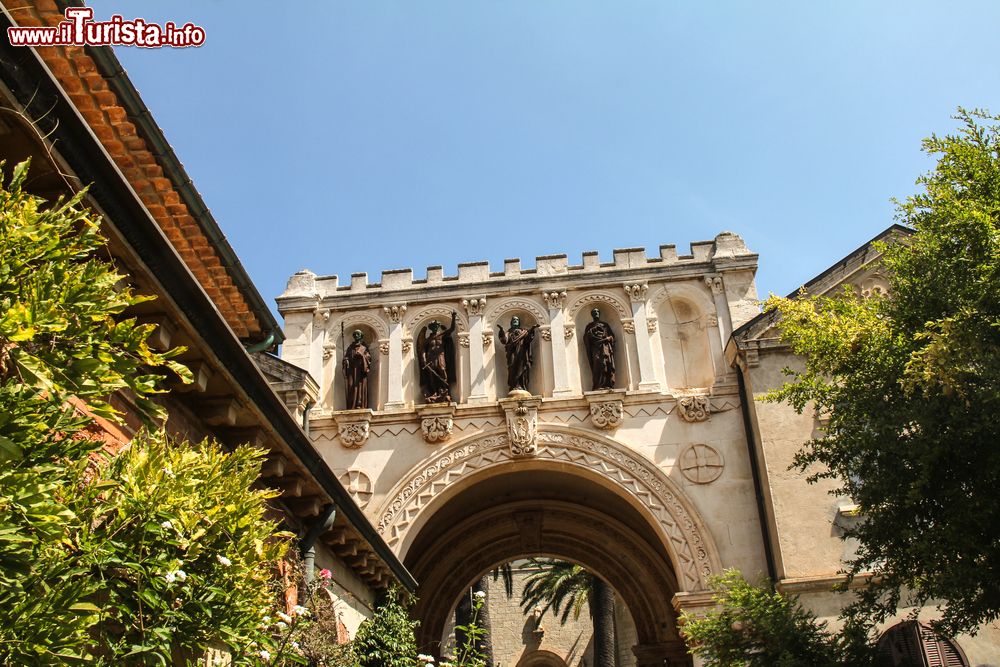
[482,331,493,348]
[499,396,541,457]
[401,339,412,354]
[541,290,567,310]
[338,469,374,507]
[678,444,724,484]
[458,333,470,348]
[589,400,624,430]
[462,297,487,317]
[677,395,711,422]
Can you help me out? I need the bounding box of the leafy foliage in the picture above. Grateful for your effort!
[0,160,295,664]
[681,570,875,667]
[0,159,189,663]
[519,558,592,624]
[764,108,1000,635]
[84,431,290,665]
[452,591,489,667]
[352,586,419,667]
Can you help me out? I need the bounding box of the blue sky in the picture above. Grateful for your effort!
[87,1,1000,317]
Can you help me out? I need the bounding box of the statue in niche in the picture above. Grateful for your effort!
[342,329,372,410]
[584,307,616,390]
[497,315,539,394]
[420,312,458,403]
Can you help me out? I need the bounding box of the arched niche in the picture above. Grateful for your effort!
[403,305,468,406]
[327,314,387,411]
[572,302,632,393]
[490,308,546,398]
[653,291,715,391]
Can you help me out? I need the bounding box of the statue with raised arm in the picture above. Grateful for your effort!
[420,311,458,403]
[342,329,372,410]
[584,308,616,390]
[497,315,539,394]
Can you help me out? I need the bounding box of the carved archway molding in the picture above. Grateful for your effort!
[566,289,631,320]
[483,296,550,327]
[403,303,469,338]
[375,425,722,591]
[328,310,389,340]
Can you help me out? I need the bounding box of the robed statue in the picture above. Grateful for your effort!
[342,329,372,410]
[497,316,539,393]
[584,308,616,390]
[420,312,458,403]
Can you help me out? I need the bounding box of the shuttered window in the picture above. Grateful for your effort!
[877,621,968,667]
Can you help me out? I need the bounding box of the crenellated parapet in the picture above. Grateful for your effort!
[277,232,758,416]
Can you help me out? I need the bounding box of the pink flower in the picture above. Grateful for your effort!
[318,568,333,580]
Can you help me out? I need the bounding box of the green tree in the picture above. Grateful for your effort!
[519,559,616,667]
[352,586,419,667]
[764,108,1000,636]
[680,570,875,667]
[0,161,296,664]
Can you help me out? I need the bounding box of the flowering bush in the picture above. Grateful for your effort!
[352,586,419,667]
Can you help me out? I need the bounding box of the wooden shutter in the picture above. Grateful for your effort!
[877,622,969,667]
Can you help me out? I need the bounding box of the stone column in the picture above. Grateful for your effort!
[705,274,732,348]
[462,297,488,403]
[624,282,659,391]
[383,303,407,410]
[542,290,571,396]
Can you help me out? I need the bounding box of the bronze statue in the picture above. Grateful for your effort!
[584,308,616,390]
[420,311,457,403]
[497,315,539,393]
[342,329,372,410]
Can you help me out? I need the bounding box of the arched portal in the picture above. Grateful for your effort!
[374,427,723,665]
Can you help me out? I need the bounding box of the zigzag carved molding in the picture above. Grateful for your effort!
[375,427,721,590]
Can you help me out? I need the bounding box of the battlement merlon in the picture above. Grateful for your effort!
[276,231,756,312]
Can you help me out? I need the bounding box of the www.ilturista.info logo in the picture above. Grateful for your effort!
[7,7,205,48]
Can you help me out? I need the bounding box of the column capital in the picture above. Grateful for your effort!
[704,274,724,295]
[541,289,568,310]
[462,296,487,317]
[383,303,407,323]
[624,282,649,303]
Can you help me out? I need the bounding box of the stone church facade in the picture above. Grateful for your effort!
[277,230,999,667]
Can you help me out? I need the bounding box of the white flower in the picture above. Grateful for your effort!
[276,611,292,624]
[291,641,300,650]
[276,621,287,630]
[164,571,177,584]
[474,590,486,600]
[162,467,175,478]
[259,649,271,661]
[417,654,436,663]
[160,520,173,530]
[174,569,187,582]
[291,604,309,618]
[216,554,232,567]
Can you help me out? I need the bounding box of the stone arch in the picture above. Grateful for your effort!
[403,303,468,338]
[567,290,631,321]
[375,426,722,592]
[650,284,716,390]
[515,649,568,667]
[328,309,389,341]
[484,296,550,327]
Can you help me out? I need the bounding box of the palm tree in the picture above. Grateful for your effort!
[519,558,616,667]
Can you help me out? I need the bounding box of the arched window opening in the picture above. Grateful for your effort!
[877,621,968,667]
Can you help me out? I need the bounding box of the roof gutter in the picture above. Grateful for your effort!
[0,14,413,592]
[57,0,283,347]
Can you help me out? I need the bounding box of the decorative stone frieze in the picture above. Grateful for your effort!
[541,290,567,310]
[462,296,487,316]
[416,403,456,444]
[335,409,373,449]
[677,395,711,422]
[623,282,649,302]
[585,390,626,430]
[499,395,541,457]
[383,303,407,323]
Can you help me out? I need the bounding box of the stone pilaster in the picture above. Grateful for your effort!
[463,296,488,403]
[624,282,659,391]
[541,290,571,396]
[383,303,407,410]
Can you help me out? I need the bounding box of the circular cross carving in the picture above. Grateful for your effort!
[376,427,722,590]
[678,444,724,484]
[338,469,373,508]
